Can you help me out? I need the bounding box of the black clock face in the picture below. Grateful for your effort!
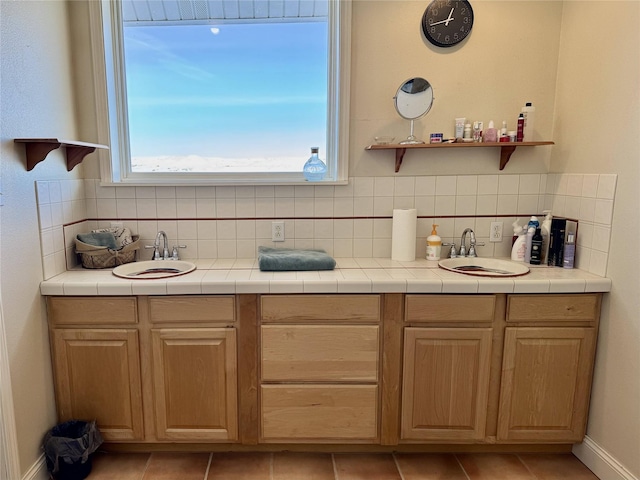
[422,0,474,48]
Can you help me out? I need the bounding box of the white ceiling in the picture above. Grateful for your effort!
[121,0,328,24]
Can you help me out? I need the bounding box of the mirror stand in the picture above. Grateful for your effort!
[400,119,425,145]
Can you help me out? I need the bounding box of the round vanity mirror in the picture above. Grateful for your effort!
[394,77,434,144]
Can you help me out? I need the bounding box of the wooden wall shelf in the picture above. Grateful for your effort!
[15,138,109,172]
[365,141,554,172]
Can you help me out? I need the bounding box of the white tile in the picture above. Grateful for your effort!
[63,281,99,295]
[195,186,216,198]
[585,276,612,292]
[353,196,374,216]
[196,198,215,218]
[373,218,392,238]
[270,280,304,294]
[49,181,63,202]
[294,219,314,238]
[455,196,477,216]
[518,174,540,195]
[178,220,198,238]
[255,186,275,198]
[393,196,415,210]
[236,186,255,198]
[314,197,333,217]
[576,223,593,248]
[38,204,52,229]
[294,185,314,198]
[497,195,518,215]
[581,175,599,198]
[513,278,550,293]
[197,240,217,258]
[555,174,568,195]
[314,219,334,238]
[549,279,586,293]
[50,202,64,227]
[235,198,256,217]
[588,250,608,276]
[579,197,596,222]
[477,278,515,293]
[255,198,275,218]
[498,175,519,194]
[354,177,374,197]
[575,246,591,271]
[176,198,197,217]
[116,198,137,217]
[457,175,478,195]
[353,239,373,257]
[594,199,614,225]
[36,181,50,205]
[315,185,335,198]
[136,198,157,218]
[597,174,617,199]
[373,196,394,216]
[96,185,116,199]
[334,179,354,197]
[275,197,295,217]
[566,174,584,196]
[216,197,236,218]
[333,197,354,217]
[374,177,394,196]
[372,279,407,292]
[395,177,416,196]
[337,279,372,293]
[236,220,256,240]
[435,195,456,216]
[477,175,498,195]
[436,176,457,195]
[115,186,136,199]
[333,239,353,257]
[131,280,168,295]
[551,195,566,216]
[217,240,237,258]
[97,280,134,295]
[304,280,338,293]
[591,225,611,253]
[476,195,497,215]
[415,196,435,217]
[415,176,436,195]
[564,196,581,219]
[176,186,196,198]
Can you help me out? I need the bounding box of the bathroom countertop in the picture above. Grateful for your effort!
[39,258,612,296]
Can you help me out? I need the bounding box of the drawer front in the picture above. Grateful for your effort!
[261,295,380,323]
[261,385,378,441]
[149,296,235,323]
[405,295,496,323]
[47,297,137,325]
[261,325,379,382]
[506,294,600,323]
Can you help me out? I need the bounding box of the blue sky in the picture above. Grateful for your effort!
[123,21,328,161]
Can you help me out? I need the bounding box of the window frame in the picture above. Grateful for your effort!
[88,0,351,186]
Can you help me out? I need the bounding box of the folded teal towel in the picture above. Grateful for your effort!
[76,232,118,250]
[258,246,336,271]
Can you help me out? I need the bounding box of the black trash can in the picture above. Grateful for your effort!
[42,420,103,480]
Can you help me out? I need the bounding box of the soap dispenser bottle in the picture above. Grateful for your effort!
[511,221,526,262]
[426,224,442,260]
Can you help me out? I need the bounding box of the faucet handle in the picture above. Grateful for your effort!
[144,244,161,260]
[171,245,187,260]
[442,242,457,258]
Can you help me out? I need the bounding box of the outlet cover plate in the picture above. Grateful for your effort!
[490,221,503,242]
[272,221,285,242]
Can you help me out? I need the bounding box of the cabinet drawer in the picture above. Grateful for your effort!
[261,385,378,441]
[47,297,137,325]
[405,295,496,323]
[149,296,235,323]
[260,295,380,323]
[261,325,379,382]
[506,294,600,323]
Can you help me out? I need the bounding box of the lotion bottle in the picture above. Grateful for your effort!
[511,219,523,246]
[524,226,535,263]
[426,224,442,260]
[540,210,552,264]
[511,226,527,262]
[484,120,498,142]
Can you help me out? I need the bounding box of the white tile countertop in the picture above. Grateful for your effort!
[40,258,612,296]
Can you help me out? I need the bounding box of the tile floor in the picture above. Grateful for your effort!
[84,451,600,479]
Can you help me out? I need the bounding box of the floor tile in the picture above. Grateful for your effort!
[518,454,600,479]
[206,452,271,480]
[89,452,150,480]
[334,453,402,480]
[273,452,335,480]
[395,453,468,479]
[142,452,210,480]
[456,453,534,479]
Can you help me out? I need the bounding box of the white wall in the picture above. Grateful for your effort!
[0,0,81,476]
[553,2,640,478]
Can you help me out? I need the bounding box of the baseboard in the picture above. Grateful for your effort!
[22,453,47,480]
[573,436,638,480]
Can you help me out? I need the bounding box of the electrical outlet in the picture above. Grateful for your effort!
[272,221,285,242]
[490,221,503,242]
[110,221,123,229]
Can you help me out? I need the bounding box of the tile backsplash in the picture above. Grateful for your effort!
[36,173,617,280]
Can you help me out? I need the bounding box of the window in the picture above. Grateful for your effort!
[91,0,350,185]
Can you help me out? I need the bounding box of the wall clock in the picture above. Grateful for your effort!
[422,0,474,48]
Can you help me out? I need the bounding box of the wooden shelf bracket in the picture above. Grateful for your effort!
[15,138,109,172]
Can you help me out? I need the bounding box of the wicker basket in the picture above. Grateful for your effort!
[75,235,140,269]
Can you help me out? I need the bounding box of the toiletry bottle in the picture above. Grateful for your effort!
[484,120,498,142]
[511,218,523,246]
[455,118,466,139]
[463,123,472,140]
[521,102,535,141]
[426,224,442,260]
[473,121,483,142]
[511,227,527,262]
[524,226,535,263]
[501,120,508,138]
[527,215,540,230]
[303,147,327,181]
[516,113,525,142]
[530,228,543,265]
[540,210,552,264]
[563,232,575,268]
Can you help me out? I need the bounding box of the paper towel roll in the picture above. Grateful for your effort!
[391,208,417,261]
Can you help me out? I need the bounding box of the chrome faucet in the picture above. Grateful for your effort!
[459,228,484,257]
[155,231,170,260]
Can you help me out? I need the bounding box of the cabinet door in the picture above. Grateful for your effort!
[51,329,144,441]
[401,327,492,441]
[498,327,596,442]
[151,328,238,441]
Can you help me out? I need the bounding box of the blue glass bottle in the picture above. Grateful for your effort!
[303,147,327,181]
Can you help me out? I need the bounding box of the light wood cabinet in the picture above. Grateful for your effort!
[497,327,597,442]
[401,327,493,441]
[45,292,602,448]
[151,328,238,441]
[259,294,381,443]
[51,328,144,441]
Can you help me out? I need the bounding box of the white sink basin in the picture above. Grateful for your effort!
[113,260,196,279]
[438,257,529,277]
